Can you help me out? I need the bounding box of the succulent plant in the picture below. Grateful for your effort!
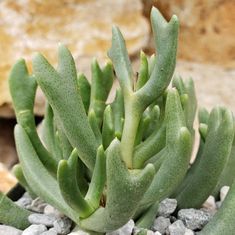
[1,6,235,235]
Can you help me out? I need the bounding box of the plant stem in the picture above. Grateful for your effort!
[121,96,141,168]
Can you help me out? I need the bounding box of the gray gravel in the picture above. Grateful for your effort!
[152,216,171,234]
[178,208,212,230]
[158,199,177,217]
[0,225,22,235]
[167,220,187,235]
[15,197,32,209]
[7,193,224,234]
[28,213,58,227]
[53,217,72,235]
[29,198,48,213]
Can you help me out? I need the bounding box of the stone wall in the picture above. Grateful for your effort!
[154,0,235,68]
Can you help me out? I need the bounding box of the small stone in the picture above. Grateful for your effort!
[106,220,135,235]
[0,225,22,235]
[152,216,171,234]
[53,217,72,234]
[154,232,162,235]
[185,228,194,235]
[44,205,64,218]
[220,186,230,202]
[28,213,57,227]
[134,229,155,235]
[158,198,177,217]
[41,228,58,235]
[202,196,216,211]
[29,198,47,213]
[22,224,47,235]
[68,229,89,235]
[178,208,212,230]
[167,220,186,235]
[15,197,32,209]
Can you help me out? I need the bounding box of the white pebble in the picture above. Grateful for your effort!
[67,227,89,235]
[0,225,22,235]
[184,228,194,235]
[202,195,216,211]
[220,186,230,202]
[44,205,63,217]
[154,232,162,235]
[22,224,47,235]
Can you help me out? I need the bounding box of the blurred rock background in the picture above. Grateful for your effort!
[0,0,234,193]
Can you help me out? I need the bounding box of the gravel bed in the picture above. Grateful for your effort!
[0,186,229,235]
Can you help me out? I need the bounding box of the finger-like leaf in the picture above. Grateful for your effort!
[33,45,98,170]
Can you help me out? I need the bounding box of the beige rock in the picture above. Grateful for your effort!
[154,0,235,68]
[0,0,149,117]
[0,162,17,193]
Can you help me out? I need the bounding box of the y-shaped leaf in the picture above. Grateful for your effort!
[85,146,106,210]
[102,105,115,149]
[80,139,155,233]
[172,76,197,134]
[9,59,58,174]
[108,26,134,96]
[88,110,102,145]
[41,104,62,161]
[176,107,234,209]
[32,45,98,170]
[137,89,192,211]
[12,164,36,198]
[77,73,91,114]
[136,51,149,90]
[14,124,78,223]
[212,121,235,196]
[111,88,124,139]
[58,149,93,218]
[198,107,210,124]
[133,124,166,169]
[89,60,114,127]
[135,8,179,108]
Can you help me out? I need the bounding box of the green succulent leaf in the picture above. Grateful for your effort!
[32,45,98,171]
